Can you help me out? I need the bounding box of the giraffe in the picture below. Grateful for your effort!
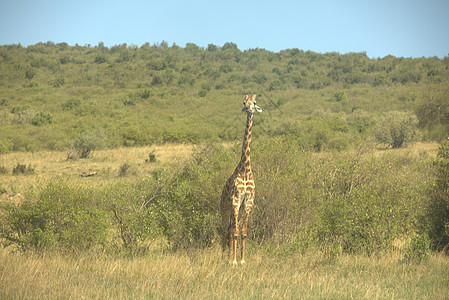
[220,93,262,265]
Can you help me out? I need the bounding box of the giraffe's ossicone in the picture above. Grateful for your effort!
[220,93,262,265]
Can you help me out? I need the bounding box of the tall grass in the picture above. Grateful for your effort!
[1,247,448,299]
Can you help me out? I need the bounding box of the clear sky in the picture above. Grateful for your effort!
[1,0,448,58]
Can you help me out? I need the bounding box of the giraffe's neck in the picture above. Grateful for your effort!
[238,113,253,174]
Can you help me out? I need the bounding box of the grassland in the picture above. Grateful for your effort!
[1,246,448,299]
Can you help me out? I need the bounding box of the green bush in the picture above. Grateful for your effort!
[139,89,151,99]
[301,150,429,254]
[415,88,449,141]
[94,54,107,64]
[146,151,157,163]
[373,111,419,148]
[250,138,430,254]
[105,179,162,254]
[12,163,35,175]
[250,137,307,244]
[30,112,53,126]
[427,142,449,252]
[154,144,232,249]
[405,234,431,262]
[118,163,131,177]
[62,98,81,111]
[0,181,109,252]
[0,165,8,174]
[73,129,107,158]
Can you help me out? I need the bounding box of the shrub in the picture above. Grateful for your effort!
[373,73,388,86]
[0,181,109,252]
[0,165,8,174]
[139,89,151,99]
[73,129,106,158]
[0,179,164,254]
[373,111,419,148]
[251,138,429,254]
[123,99,135,106]
[25,67,36,80]
[118,163,131,177]
[105,179,162,253]
[347,109,374,135]
[415,88,449,141]
[331,91,346,102]
[12,163,35,175]
[198,89,207,97]
[154,144,232,249]
[298,149,429,254]
[31,112,53,126]
[94,54,107,64]
[62,98,81,111]
[250,137,307,244]
[146,151,157,163]
[52,76,65,87]
[405,234,431,262]
[427,142,449,252]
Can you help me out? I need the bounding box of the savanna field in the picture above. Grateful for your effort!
[1,42,449,298]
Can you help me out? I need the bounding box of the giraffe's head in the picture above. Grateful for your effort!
[242,93,262,114]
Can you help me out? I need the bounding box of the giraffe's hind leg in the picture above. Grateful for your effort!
[221,195,234,262]
[240,198,254,264]
[221,225,228,260]
[221,205,229,260]
[231,197,241,265]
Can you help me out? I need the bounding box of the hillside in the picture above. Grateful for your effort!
[1,42,448,152]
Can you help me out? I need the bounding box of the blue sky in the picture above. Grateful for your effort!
[1,0,448,58]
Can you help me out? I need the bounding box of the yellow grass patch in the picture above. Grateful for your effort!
[374,142,440,158]
[0,144,195,196]
[1,246,448,299]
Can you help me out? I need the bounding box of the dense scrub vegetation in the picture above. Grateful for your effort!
[1,139,448,258]
[1,42,448,153]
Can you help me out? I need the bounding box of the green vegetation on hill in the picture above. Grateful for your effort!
[1,41,448,152]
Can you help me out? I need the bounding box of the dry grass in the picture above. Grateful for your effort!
[0,144,195,195]
[374,142,440,158]
[1,246,448,299]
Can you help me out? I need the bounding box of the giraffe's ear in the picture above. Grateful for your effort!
[251,93,257,101]
[245,93,249,101]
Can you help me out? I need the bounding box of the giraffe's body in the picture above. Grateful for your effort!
[220,93,261,265]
